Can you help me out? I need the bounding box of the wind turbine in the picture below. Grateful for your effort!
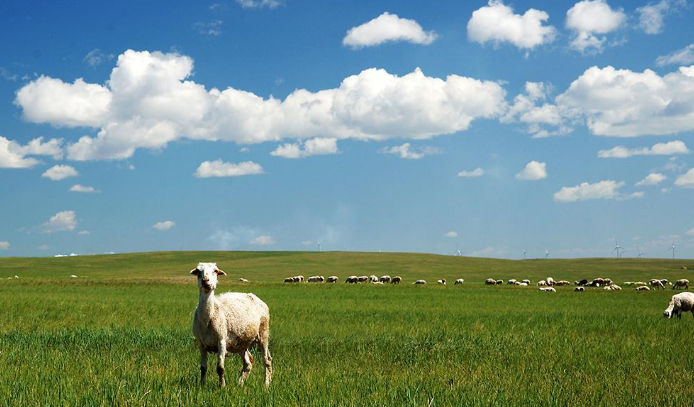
[455,248,462,256]
[613,239,624,258]
[670,240,676,259]
[317,241,322,252]
[545,249,549,260]
[638,247,643,259]
[523,249,527,260]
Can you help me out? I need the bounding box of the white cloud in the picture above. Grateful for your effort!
[43,211,77,233]
[556,65,694,137]
[467,1,556,50]
[194,20,223,36]
[37,244,49,250]
[250,235,275,245]
[0,136,63,168]
[15,50,506,161]
[379,143,441,160]
[516,161,547,181]
[0,67,17,82]
[271,138,338,158]
[195,160,263,178]
[458,168,485,178]
[502,82,569,138]
[656,44,694,67]
[635,173,667,186]
[566,0,626,53]
[553,180,643,202]
[674,168,694,188]
[637,0,685,35]
[343,12,437,49]
[236,0,282,9]
[83,49,115,68]
[152,220,175,231]
[598,141,689,158]
[70,184,99,193]
[78,230,91,235]
[0,241,9,250]
[444,231,458,238]
[42,165,78,181]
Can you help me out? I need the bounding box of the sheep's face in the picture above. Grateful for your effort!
[190,262,226,292]
[663,303,675,318]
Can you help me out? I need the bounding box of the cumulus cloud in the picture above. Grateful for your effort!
[343,12,437,49]
[270,137,338,158]
[516,161,547,181]
[194,160,264,178]
[597,141,689,158]
[566,0,626,53]
[42,165,78,181]
[553,180,643,202]
[236,0,283,9]
[0,136,63,168]
[674,168,694,188]
[15,50,506,161]
[637,0,686,35]
[467,1,556,51]
[83,49,115,68]
[502,82,569,138]
[43,211,77,233]
[153,220,175,231]
[656,44,694,67]
[556,65,694,137]
[379,143,441,160]
[70,184,99,193]
[0,241,9,250]
[635,173,667,186]
[444,231,458,238]
[458,168,485,178]
[250,235,275,245]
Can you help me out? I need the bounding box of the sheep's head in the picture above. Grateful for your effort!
[190,262,226,292]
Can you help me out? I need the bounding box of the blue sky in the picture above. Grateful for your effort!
[1,0,694,258]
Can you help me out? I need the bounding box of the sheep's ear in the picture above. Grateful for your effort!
[190,268,200,276]
[215,268,227,276]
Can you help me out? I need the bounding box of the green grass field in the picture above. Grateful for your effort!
[1,251,693,406]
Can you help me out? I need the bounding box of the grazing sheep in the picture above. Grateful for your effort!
[539,287,556,292]
[574,287,585,292]
[485,278,496,285]
[546,277,555,287]
[624,282,634,286]
[371,281,384,285]
[391,276,402,284]
[296,276,304,282]
[495,280,503,285]
[521,279,531,285]
[507,279,517,285]
[576,279,588,286]
[413,280,426,285]
[673,279,689,290]
[70,275,78,278]
[589,278,605,287]
[519,282,528,286]
[681,266,688,270]
[327,276,339,283]
[650,280,665,290]
[555,280,570,286]
[514,281,522,286]
[191,263,272,387]
[636,286,650,291]
[634,281,647,286]
[284,277,294,283]
[380,275,392,283]
[238,278,249,283]
[307,276,325,283]
[537,280,547,287]
[357,276,368,283]
[454,279,464,285]
[437,279,446,285]
[610,284,621,291]
[345,276,358,284]
[663,292,694,319]
[369,275,379,283]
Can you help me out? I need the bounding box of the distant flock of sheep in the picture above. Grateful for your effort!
[282,274,690,293]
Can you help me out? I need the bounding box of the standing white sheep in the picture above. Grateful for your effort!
[191,262,272,387]
[663,292,694,319]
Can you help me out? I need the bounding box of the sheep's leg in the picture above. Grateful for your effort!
[259,338,273,387]
[199,344,208,386]
[237,350,254,386]
[217,340,227,387]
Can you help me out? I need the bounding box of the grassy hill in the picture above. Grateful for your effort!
[1,251,692,283]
